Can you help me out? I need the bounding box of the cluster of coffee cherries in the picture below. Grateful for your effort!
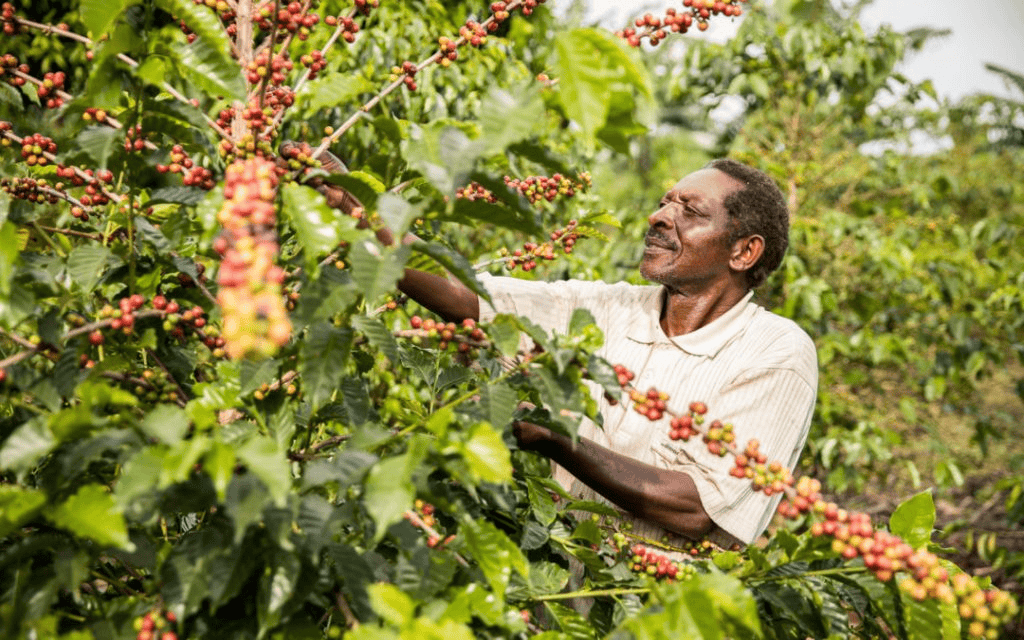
[629,387,669,421]
[391,60,420,91]
[132,607,178,640]
[1,2,21,35]
[299,50,327,78]
[123,125,151,153]
[254,0,319,40]
[454,182,497,203]
[700,418,738,457]
[93,294,149,338]
[155,296,223,355]
[405,500,455,548]
[407,316,488,354]
[15,131,56,166]
[617,0,748,47]
[245,50,293,86]
[82,107,111,123]
[730,438,788,487]
[0,164,106,219]
[606,367,1020,631]
[278,140,321,172]
[252,377,298,401]
[459,20,491,48]
[504,173,591,205]
[0,176,61,205]
[156,145,215,190]
[436,36,460,67]
[37,71,67,109]
[0,53,27,87]
[496,220,583,272]
[952,572,1020,639]
[324,14,361,44]
[214,157,292,359]
[621,541,696,581]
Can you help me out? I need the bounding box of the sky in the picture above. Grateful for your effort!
[565,0,1024,102]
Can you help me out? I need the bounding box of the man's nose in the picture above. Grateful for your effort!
[647,205,673,229]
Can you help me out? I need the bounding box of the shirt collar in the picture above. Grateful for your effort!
[627,289,757,358]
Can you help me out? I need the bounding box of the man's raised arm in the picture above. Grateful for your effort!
[397,269,479,323]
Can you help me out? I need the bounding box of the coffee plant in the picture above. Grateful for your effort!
[0,0,1020,638]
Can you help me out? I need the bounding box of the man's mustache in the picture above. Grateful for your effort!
[644,230,677,250]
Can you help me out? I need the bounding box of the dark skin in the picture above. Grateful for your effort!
[368,168,765,540]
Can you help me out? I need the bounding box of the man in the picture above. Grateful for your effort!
[381,158,817,549]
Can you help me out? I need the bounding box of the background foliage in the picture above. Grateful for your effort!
[1,0,1022,638]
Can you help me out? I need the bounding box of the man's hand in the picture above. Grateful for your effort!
[512,417,715,540]
[512,419,552,453]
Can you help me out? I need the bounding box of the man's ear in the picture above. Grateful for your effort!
[729,234,765,274]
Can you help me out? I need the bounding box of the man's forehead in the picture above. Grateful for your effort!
[665,168,743,200]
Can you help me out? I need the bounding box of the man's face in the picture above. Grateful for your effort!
[639,168,743,292]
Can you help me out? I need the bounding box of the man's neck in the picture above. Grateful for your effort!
[659,283,750,338]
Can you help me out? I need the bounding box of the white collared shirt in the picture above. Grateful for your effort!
[479,275,818,547]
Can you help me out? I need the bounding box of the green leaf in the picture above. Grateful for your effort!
[67,244,120,292]
[890,490,935,549]
[317,171,385,212]
[617,574,763,639]
[748,74,771,101]
[155,0,246,101]
[257,550,302,633]
[367,583,415,628]
[900,587,943,640]
[204,440,236,502]
[302,450,377,490]
[295,72,375,115]
[236,436,291,507]
[457,422,512,484]
[299,322,353,412]
[449,193,539,235]
[133,215,173,254]
[0,82,21,108]
[376,193,417,242]
[553,29,652,147]
[479,381,517,429]
[0,417,55,472]
[544,601,597,639]
[461,518,528,598]
[75,127,121,169]
[349,239,411,304]
[526,478,558,526]
[81,0,134,37]
[45,484,134,551]
[363,451,419,541]
[148,187,208,206]
[140,404,190,445]
[282,182,340,273]
[0,222,17,295]
[352,315,399,363]
[404,123,476,194]
[478,85,546,157]
[0,485,47,537]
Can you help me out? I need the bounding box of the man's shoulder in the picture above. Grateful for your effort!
[742,304,818,365]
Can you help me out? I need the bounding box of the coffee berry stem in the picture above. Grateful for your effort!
[606,363,1021,633]
[1,128,122,204]
[9,14,92,45]
[6,11,229,140]
[403,508,469,567]
[310,0,530,161]
[283,6,361,103]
